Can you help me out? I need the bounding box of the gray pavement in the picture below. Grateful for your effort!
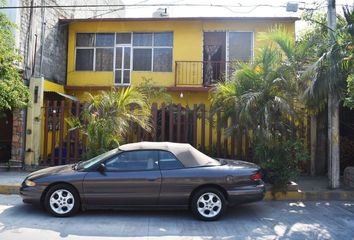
[0,195,353,240]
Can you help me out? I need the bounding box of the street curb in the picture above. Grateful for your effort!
[0,185,353,201]
[264,190,354,201]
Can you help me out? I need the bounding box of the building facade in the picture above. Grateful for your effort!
[1,1,298,167]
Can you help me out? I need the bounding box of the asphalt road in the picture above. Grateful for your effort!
[0,194,353,240]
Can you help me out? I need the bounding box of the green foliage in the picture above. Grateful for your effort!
[211,28,309,188]
[0,12,29,112]
[254,138,309,190]
[301,7,354,111]
[67,87,151,159]
[211,28,303,141]
[342,7,354,108]
[344,74,354,108]
[136,77,172,103]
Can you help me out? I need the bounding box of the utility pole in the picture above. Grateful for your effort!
[39,0,46,76]
[327,0,340,189]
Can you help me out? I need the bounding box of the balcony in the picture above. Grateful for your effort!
[175,61,237,87]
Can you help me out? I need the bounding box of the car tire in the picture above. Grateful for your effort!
[44,183,80,217]
[191,187,226,221]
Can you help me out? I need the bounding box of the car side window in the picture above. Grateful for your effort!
[158,151,184,170]
[105,150,159,171]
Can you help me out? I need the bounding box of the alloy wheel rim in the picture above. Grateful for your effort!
[197,192,222,218]
[49,189,75,214]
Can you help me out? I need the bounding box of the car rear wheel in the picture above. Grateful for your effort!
[44,184,80,217]
[191,187,226,221]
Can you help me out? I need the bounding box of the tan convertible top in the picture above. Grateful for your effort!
[119,142,220,168]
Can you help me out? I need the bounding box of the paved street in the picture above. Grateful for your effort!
[0,195,353,240]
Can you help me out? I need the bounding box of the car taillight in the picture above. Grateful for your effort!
[250,172,262,181]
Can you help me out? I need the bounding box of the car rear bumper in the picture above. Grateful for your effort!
[227,184,265,206]
[20,186,43,205]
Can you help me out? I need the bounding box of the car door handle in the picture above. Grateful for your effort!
[147,178,159,182]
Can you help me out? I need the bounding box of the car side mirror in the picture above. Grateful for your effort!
[97,163,106,173]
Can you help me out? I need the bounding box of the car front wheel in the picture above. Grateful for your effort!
[191,187,226,221]
[44,184,80,217]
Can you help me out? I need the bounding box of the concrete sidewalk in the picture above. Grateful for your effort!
[1,171,354,201]
[264,176,354,201]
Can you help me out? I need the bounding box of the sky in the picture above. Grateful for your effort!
[2,0,354,34]
[118,0,354,35]
[119,0,354,17]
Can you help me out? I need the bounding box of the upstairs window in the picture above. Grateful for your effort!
[75,32,173,74]
[228,32,253,62]
[132,32,173,72]
[75,33,114,71]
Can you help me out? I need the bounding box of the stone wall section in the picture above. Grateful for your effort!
[10,110,26,168]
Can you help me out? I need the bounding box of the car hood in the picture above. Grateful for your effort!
[27,164,75,180]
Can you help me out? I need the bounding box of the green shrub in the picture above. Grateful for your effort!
[254,138,309,190]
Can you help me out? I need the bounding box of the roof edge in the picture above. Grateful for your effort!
[59,16,299,23]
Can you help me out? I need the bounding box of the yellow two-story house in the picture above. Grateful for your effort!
[24,8,298,166]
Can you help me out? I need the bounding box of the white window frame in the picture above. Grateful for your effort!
[75,32,174,85]
[226,31,254,80]
[132,32,173,72]
[226,31,254,62]
[75,32,115,72]
[202,31,254,80]
[75,32,95,71]
[114,32,133,86]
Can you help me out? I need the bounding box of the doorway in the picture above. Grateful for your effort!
[203,32,226,85]
[0,112,13,163]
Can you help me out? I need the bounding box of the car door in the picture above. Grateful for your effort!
[158,150,196,206]
[83,150,161,206]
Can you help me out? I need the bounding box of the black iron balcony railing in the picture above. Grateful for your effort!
[175,61,238,86]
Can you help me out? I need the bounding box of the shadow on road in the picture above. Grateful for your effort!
[0,198,354,239]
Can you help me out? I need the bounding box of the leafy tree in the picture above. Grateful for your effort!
[302,8,353,110]
[342,7,354,108]
[0,12,29,114]
[67,87,151,159]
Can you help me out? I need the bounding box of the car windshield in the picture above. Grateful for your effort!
[75,148,120,170]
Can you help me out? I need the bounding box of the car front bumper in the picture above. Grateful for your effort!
[227,183,265,206]
[20,185,44,206]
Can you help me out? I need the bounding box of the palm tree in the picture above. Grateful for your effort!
[210,29,310,189]
[211,28,304,142]
[68,87,151,159]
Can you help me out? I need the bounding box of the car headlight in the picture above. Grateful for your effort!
[25,179,36,187]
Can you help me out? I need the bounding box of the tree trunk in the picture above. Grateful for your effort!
[327,0,340,189]
[328,93,340,189]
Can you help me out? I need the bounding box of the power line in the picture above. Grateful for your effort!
[0,3,288,10]
[1,2,350,10]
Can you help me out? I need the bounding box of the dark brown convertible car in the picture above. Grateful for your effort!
[20,142,265,221]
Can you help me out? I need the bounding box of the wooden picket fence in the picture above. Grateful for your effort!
[42,100,82,165]
[41,100,310,168]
